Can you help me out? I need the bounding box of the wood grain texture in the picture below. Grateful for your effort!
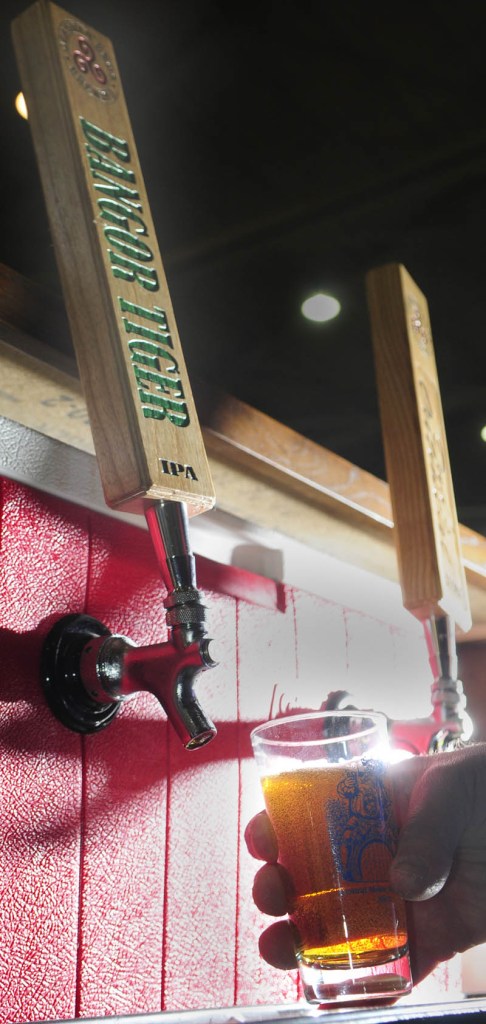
[12,1,214,515]
[367,263,471,631]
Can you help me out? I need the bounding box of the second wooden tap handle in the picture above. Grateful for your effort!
[12,0,215,516]
[366,262,471,633]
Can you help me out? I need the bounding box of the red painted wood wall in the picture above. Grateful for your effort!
[0,477,460,1022]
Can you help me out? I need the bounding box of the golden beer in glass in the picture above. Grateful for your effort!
[251,712,412,1004]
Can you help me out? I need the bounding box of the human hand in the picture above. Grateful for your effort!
[245,744,486,984]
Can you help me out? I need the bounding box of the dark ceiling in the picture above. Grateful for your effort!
[1,1,486,532]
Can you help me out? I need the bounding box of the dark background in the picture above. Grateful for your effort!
[1,0,486,532]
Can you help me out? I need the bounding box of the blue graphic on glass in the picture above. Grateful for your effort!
[327,759,398,883]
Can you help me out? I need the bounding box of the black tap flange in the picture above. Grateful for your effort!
[41,613,121,733]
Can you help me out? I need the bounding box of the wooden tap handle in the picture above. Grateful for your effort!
[12,0,215,516]
[366,263,471,632]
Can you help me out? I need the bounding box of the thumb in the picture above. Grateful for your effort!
[390,756,469,901]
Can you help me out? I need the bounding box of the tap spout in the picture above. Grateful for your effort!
[79,630,217,748]
[41,500,218,748]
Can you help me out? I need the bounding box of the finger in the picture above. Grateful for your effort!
[244,810,278,862]
[389,755,428,828]
[252,862,292,916]
[390,754,471,901]
[258,920,299,970]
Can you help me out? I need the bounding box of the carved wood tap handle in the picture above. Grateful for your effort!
[366,263,471,633]
[12,0,215,517]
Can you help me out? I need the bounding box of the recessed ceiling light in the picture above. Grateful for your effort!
[301,292,341,323]
[15,92,28,120]
[480,425,486,443]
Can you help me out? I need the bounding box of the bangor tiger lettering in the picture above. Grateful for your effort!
[79,118,189,428]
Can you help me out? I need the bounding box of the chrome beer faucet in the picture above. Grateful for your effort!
[324,614,470,756]
[389,613,470,755]
[42,501,217,749]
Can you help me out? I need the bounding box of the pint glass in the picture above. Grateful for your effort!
[250,711,412,1004]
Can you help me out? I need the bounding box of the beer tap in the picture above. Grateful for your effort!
[389,613,470,755]
[365,263,472,754]
[14,2,218,748]
[42,500,217,748]
[324,613,470,756]
[427,614,467,741]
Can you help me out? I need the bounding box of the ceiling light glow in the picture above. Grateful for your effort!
[480,425,486,443]
[15,92,28,120]
[301,292,341,323]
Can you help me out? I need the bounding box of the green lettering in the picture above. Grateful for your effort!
[118,297,169,331]
[92,173,141,204]
[132,365,184,399]
[108,251,159,291]
[79,117,130,162]
[154,373,184,393]
[86,147,136,183]
[137,387,190,426]
[98,199,147,236]
[123,318,172,346]
[105,227,153,262]
[128,339,178,373]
